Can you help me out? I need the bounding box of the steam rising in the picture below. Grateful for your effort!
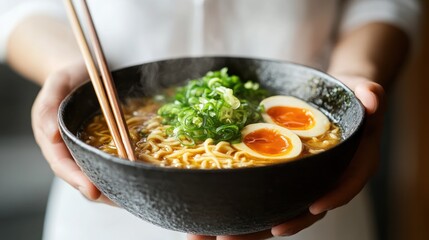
[134,57,218,97]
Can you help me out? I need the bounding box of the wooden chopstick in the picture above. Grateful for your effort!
[80,0,136,161]
[64,0,136,161]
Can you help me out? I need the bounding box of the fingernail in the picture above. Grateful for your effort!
[309,206,326,215]
[272,227,292,237]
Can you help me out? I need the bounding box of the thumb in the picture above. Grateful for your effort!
[354,81,385,115]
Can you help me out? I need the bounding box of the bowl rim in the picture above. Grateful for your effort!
[58,56,365,173]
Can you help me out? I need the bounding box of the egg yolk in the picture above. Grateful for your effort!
[266,106,315,130]
[243,128,291,156]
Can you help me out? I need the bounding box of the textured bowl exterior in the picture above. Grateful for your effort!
[59,57,365,235]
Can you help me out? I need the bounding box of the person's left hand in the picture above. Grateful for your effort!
[187,74,385,240]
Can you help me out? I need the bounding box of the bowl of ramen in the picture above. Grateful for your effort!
[58,57,365,235]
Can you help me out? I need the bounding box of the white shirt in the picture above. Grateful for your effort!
[0,0,420,239]
[0,0,420,67]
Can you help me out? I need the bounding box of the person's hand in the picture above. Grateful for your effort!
[31,61,114,205]
[188,74,385,239]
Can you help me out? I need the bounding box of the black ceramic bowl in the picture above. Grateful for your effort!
[59,57,365,235]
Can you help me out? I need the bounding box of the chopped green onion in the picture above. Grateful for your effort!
[158,68,270,144]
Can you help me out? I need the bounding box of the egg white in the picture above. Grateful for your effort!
[233,123,302,160]
[260,96,330,138]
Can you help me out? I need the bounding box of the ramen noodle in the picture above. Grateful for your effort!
[79,97,341,169]
[80,69,341,169]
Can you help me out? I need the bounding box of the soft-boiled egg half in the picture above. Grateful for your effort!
[234,123,302,160]
[260,96,330,138]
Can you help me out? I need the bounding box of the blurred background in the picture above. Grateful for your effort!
[0,65,53,239]
[0,4,427,240]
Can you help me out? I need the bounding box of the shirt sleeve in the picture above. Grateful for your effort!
[0,0,66,62]
[339,0,421,40]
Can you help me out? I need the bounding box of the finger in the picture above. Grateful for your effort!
[271,211,327,236]
[187,234,216,240]
[33,101,102,200]
[309,171,366,215]
[309,124,380,215]
[308,150,369,215]
[354,81,385,115]
[32,73,100,200]
[46,139,101,200]
[216,229,272,240]
[330,74,385,115]
[95,193,118,206]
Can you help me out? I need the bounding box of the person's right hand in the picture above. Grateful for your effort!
[31,61,114,205]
